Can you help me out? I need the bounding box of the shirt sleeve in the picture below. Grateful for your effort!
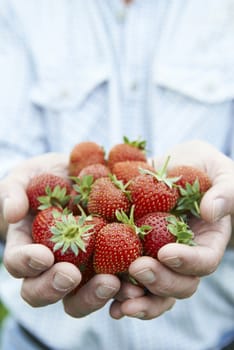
[0,1,48,179]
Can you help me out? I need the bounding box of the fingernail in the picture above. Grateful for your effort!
[28,258,48,271]
[131,312,146,319]
[53,272,76,292]
[96,285,117,299]
[133,269,156,284]
[162,256,182,268]
[212,198,226,221]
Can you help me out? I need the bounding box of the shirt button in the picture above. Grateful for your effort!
[60,89,70,98]
[116,8,126,22]
[202,75,220,94]
[204,83,216,93]
[129,81,138,91]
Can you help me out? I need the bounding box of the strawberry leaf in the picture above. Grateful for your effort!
[109,174,132,200]
[172,179,203,217]
[71,175,94,207]
[166,216,195,246]
[139,156,181,189]
[116,206,152,237]
[123,136,146,151]
[38,185,70,210]
[50,213,95,255]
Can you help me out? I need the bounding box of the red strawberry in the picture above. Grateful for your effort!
[78,163,110,180]
[136,212,194,258]
[27,173,71,212]
[112,160,155,184]
[129,174,179,219]
[69,165,110,215]
[32,208,102,266]
[94,220,143,274]
[87,175,131,221]
[72,216,107,291]
[128,157,180,219]
[107,136,147,171]
[88,215,108,235]
[167,165,212,217]
[167,165,211,193]
[74,258,96,292]
[69,141,106,176]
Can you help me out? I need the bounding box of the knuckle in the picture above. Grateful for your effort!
[21,283,60,307]
[3,255,22,278]
[176,277,200,299]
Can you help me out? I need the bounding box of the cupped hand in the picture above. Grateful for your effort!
[110,140,233,320]
[0,153,120,316]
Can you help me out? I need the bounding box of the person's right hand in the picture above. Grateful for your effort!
[0,153,121,316]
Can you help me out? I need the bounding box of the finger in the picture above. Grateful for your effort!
[158,216,231,276]
[110,295,175,320]
[4,243,55,278]
[201,177,234,222]
[114,281,145,302]
[0,182,29,223]
[129,257,199,298]
[63,274,121,318]
[21,262,81,307]
[154,140,212,170]
[4,218,54,278]
[199,148,234,222]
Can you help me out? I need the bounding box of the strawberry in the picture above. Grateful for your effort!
[69,165,110,215]
[93,209,143,274]
[136,212,195,258]
[128,176,179,220]
[87,175,131,221]
[32,208,104,266]
[112,160,155,184]
[78,163,110,180]
[167,165,212,217]
[73,257,96,292]
[167,165,211,193]
[27,173,71,212]
[73,215,107,290]
[88,215,108,236]
[107,136,147,171]
[128,157,180,219]
[69,141,106,176]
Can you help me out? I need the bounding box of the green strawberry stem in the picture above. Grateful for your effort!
[38,185,70,210]
[70,174,94,208]
[166,216,196,246]
[123,136,146,152]
[139,156,181,189]
[116,206,152,236]
[109,174,132,200]
[173,179,203,217]
[50,212,94,255]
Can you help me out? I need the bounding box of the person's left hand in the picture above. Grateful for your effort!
[109,140,232,320]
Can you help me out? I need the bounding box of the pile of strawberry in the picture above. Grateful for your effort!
[26,137,212,289]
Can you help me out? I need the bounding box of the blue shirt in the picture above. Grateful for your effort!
[0,1,234,349]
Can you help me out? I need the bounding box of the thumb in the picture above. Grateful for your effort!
[200,174,234,223]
